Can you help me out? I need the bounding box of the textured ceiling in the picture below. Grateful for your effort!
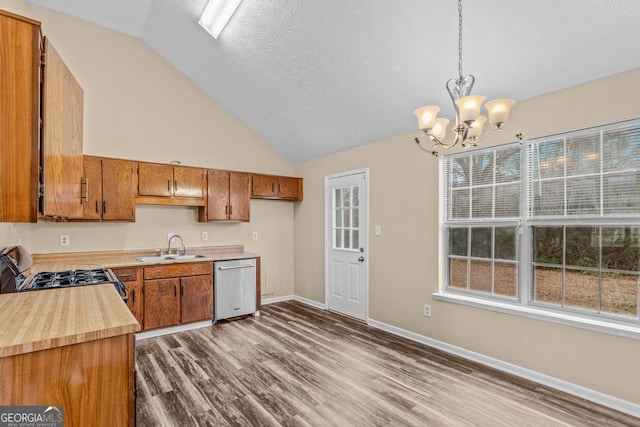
[26,0,640,163]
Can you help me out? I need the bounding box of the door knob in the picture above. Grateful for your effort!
[358,256,364,262]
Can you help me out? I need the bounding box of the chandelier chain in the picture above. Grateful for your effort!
[457,0,463,79]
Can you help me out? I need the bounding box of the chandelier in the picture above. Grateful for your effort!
[414,0,515,155]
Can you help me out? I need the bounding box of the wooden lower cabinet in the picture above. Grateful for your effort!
[112,266,143,325]
[142,262,214,331]
[0,333,136,427]
[181,275,213,324]
[143,277,180,330]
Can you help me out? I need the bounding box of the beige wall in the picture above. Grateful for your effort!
[0,0,295,298]
[293,67,640,405]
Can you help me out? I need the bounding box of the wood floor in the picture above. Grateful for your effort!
[135,301,639,426]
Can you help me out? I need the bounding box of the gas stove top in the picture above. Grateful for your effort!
[24,268,117,289]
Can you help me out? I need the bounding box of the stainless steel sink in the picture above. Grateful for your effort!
[135,254,205,262]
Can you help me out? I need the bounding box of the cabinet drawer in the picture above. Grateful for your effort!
[111,266,141,281]
[144,262,213,280]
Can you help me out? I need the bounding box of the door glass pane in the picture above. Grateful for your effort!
[344,229,351,248]
[343,188,351,208]
[343,209,350,228]
[353,186,359,207]
[352,208,359,228]
[352,230,359,250]
[335,208,342,227]
[333,229,341,249]
[335,189,342,208]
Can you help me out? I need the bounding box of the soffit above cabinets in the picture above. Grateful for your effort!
[26,0,640,163]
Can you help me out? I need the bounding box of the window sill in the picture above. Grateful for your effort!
[432,292,640,340]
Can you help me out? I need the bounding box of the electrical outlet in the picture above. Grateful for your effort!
[252,231,258,240]
[59,234,70,247]
[423,304,431,317]
[201,231,208,241]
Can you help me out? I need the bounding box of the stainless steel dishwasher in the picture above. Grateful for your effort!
[214,258,257,322]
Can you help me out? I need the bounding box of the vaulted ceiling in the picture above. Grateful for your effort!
[26,0,640,163]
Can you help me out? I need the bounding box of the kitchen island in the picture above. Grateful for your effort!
[0,284,139,426]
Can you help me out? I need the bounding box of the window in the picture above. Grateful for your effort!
[333,186,360,250]
[442,120,640,327]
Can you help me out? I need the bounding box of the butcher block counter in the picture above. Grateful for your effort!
[29,244,258,272]
[0,284,139,358]
[0,285,138,426]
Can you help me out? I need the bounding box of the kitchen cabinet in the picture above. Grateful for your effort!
[82,156,136,221]
[112,266,143,325]
[0,11,84,222]
[251,174,303,201]
[40,37,84,219]
[137,162,205,206]
[181,275,214,324]
[142,262,213,330]
[0,11,39,222]
[199,169,250,222]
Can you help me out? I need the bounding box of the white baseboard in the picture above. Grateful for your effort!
[367,318,640,418]
[135,320,211,340]
[262,294,294,305]
[293,295,326,310]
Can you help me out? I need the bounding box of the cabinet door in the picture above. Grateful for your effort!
[142,278,180,330]
[0,12,40,222]
[102,159,136,221]
[277,176,303,200]
[230,172,251,221]
[112,266,143,326]
[41,37,84,218]
[82,156,102,220]
[251,174,277,198]
[181,275,213,324]
[207,169,230,220]
[174,166,204,198]
[138,163,173,197]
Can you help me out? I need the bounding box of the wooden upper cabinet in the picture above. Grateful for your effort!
[81,156,135,221]
[173,166,204,199]
[0,11,40,222]
[251,174,303,201]
[201,170,250,222]
[82,156,103,220]
[137,162,205,205]
[41,37,84,219]
[138,163,173,197]
[102,158,136,221]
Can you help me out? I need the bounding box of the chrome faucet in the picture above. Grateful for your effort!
[167,234,187,255]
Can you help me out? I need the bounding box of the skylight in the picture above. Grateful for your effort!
[198,0,243,39]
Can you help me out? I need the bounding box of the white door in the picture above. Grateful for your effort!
[325,170,368,320]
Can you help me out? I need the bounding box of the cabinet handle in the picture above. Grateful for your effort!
[103,201,107,214]
[95,200,99,214]
[174,180,177,192]
[174,285,177,297]
[181,284,185,297]
[278,183,281,194]
[132,289,136,303]
[80,177,89,203]
[117,273,133,279]
[229,205,232,216]
[168,180,171,192]
[225,206,228,215]
[271,183,275,192]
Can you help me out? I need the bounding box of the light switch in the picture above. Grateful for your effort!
[375,225,381,236]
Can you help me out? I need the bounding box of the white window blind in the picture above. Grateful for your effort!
[527,123,640,218]
[445,143,521,221]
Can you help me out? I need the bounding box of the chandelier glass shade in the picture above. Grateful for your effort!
[414,0,515,154]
